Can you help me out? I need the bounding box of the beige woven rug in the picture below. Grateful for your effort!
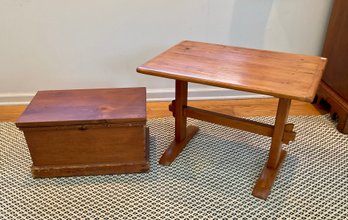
[1,115,347,219]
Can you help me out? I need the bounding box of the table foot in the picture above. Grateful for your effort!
[159,125,199,166]
[252,150,287,200]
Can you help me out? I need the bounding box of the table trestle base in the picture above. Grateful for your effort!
[169,91,293,200]
[159,125,199,166]
[169,102,296,145]
[252,150,287,199]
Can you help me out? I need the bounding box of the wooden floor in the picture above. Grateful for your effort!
[0,98,327,122]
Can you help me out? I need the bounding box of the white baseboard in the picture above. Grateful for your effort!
[0,93,36,106]
[0,88,270,106]
[146,88,269,101]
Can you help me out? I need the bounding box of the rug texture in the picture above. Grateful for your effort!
[0,115,347,219]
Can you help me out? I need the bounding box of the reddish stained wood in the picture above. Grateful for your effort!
[137,41,327,102]
[182,105,296,144]
[32,162,150,178]
[321,0,348,101]
[175,80,188,142]
[16,87,146,127]
[318,0,348,134]
[16,88,149,178]
[252,150,287,200]
[23,125,147,166]
[159,125,199,166]
[317,82,348,134]
[159,80,200,166]
[252,99,291,200]
[267,98,291,168]
[32,127,150,178]
[137,41,327,200]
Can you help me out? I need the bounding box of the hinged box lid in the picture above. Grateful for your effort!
[16,88,146,128]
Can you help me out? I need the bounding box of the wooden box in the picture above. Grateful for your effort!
[16,88,149,178]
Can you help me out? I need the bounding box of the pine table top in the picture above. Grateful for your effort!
[137,41,327,102]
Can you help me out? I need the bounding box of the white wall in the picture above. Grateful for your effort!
[0,0,333,105]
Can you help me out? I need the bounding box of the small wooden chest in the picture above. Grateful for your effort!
[16,88,149,178]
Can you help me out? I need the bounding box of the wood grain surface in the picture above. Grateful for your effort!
[318,0,348,134]
[13,88,149,178]
[137,41,327,102]
[16,88,146,127]
[0,98,327,122]
[321,0,348,100]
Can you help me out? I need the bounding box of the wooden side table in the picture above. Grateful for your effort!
[137,41,327,200]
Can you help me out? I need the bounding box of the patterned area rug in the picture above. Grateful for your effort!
[1,115,347,219]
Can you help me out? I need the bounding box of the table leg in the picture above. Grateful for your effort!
[159,80,199,165]
[252,98,291,200]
